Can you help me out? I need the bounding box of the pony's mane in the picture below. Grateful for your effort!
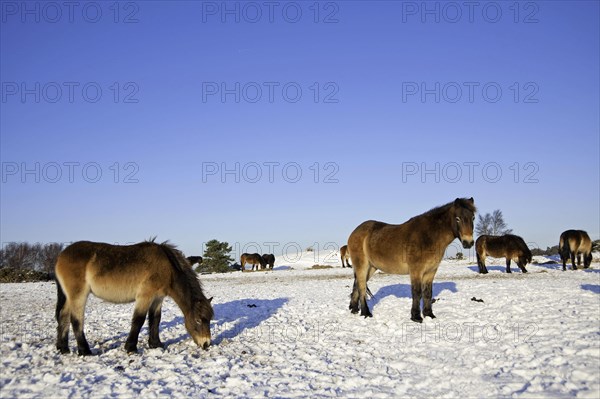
[159,242,211,310]
[412,198,476,221]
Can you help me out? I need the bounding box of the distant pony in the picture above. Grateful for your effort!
[186,256,203,266]
[559,230,593,271]
[240,253,266,272]
[475,234,532,274]
[340,245,351,268]
[55,240,213,355]
[262,254,275,269]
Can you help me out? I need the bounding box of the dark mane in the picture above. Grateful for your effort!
[410,197,476,222]
[159,242,213,319]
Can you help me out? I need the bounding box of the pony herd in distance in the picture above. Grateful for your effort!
[240,253,275,271]
[52,197,595,355]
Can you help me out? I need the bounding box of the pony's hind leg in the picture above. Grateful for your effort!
[349,276,359,313]
[349,256,372,317]
[55,282,70,353]
[148,297,165,349]
[571,252,577,270]
[69,292,92,356]
[476,253,488,274]
[56,306,70,353]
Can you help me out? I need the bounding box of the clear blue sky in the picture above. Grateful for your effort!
[1,1,599,258]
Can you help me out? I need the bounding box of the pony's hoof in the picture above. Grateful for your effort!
[361,312,373,318]
[124,344,139,354]
[57,346,70,354]
[77,349,93,356]
[411,316,423,323]
[350,309,359,314]
[149,341,165,349]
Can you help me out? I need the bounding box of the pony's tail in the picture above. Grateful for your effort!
[55,277,66,322]
[559,235,570,260]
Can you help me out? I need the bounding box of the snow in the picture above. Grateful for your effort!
[1,251,599,398]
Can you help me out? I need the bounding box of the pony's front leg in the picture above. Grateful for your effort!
[422,280,436,320]
[506,259,512,273]
[148,298,165,349]
[518,262,528,273]
[410,273,423,323]
[125,297,152,353]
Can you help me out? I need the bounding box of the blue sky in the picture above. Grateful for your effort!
[1,1,599,258]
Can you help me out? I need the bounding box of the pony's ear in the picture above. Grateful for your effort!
[454,198,461,205]
[468,197,474,203]
[208,297,213,303]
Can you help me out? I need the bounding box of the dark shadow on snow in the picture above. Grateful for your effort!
[210,298,288,345]
[370,282,458,308]
[160,298,289,346]
[581,284,600,294]
[533,262,599,274]
[467,265,513,273]
[89,298,288,353]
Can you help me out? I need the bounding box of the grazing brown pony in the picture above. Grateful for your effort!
[55,240,214,355]
[559,230,593,271]
[240,253,266,272]
[475,234,532,274]
[348,198,476,322]
[262,254,275,269]
[340,245,351,268]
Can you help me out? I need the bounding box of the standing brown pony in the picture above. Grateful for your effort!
[476,234,532,274]
[240,253,266,272]
[340,245,351,268]
[559,230,593,271]
[55,240,214,355]
[348,198,476,322]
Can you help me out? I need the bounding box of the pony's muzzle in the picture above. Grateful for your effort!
[462,240,474,249]
[194,335,211,350]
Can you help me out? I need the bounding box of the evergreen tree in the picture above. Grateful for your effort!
[198,239,234,273]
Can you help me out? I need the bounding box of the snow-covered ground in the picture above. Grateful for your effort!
[1,251,599,398]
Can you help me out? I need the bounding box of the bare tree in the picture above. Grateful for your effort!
[0,242,64,272]
[0,243,37,270]
[39,243,64,273]
[476,210,513,236]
